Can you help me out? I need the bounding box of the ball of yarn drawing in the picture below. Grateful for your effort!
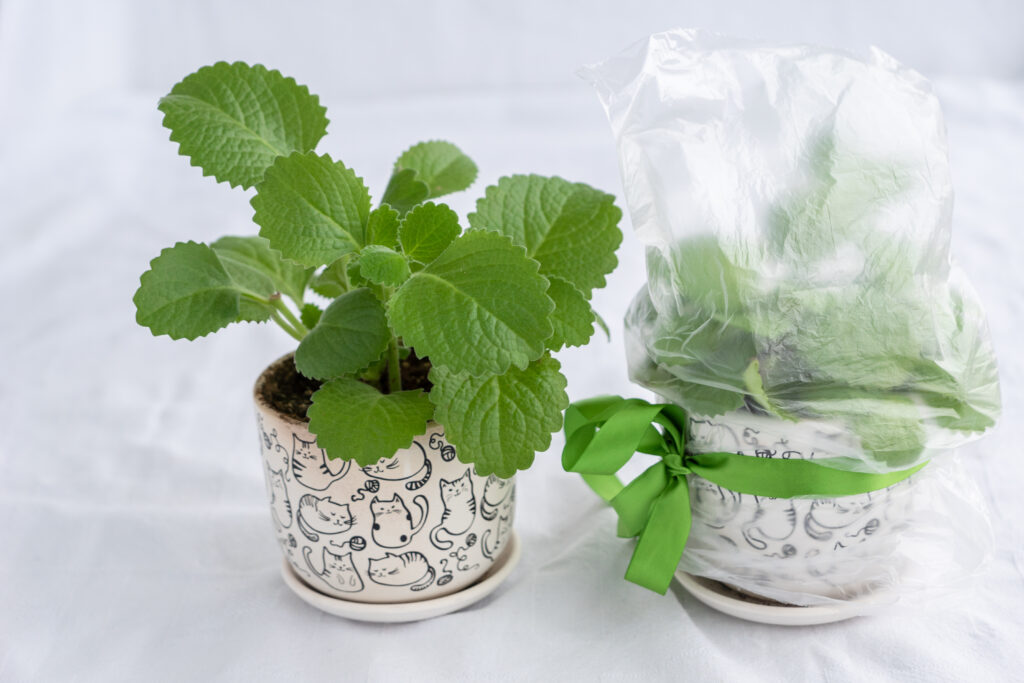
[349,536,367,551]
[365,480,380,493]
[465,533,477,548]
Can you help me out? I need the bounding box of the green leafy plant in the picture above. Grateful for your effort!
[628,136,1000,467]
[134,62,623,477]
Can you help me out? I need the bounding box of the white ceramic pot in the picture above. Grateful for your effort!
[681,409,917,602]
[254,356,516,603]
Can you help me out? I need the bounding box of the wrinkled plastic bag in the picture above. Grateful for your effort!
[584,30,1001,605]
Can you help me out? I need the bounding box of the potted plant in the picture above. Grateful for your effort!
[133,62,623,608]
[563,31,1001,612]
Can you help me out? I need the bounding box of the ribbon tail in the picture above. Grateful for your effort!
[581,473,624,503]
[623,478,692,595]
[611,462,669,538]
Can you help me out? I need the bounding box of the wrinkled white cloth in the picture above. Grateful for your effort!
[1,13,1023,683]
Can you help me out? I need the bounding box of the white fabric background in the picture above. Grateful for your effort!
[1,1,1022,681]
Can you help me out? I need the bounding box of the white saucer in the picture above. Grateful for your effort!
[281,531,522,623]
[674,572,883,626]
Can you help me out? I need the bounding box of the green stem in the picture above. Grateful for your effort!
[270,310,304,342]
[387,337,402,394]
[271,297,309,337]
[383,285,401,394]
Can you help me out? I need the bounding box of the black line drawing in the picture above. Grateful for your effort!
[481,515,511,560]
[350,479,380,502]
[303,546,364,593]
[449,532,479,572]
[429,468,476,550]
[437,558,454,586]
[362,441,432,491]
[690,479,742,529]
[803,497,874,542]
[258,415,289,470]
[428,432,456,462]
[741,499,797,550]
[290,433,350,491]
[480,475,513,521]
[296,494,356,542]
[689,418,743,453]
[367,551,436,591]
[266,465,293,530]
[329,535,367,552]
[370,493,429,548]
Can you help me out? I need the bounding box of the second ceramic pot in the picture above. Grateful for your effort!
[681,409,918,602]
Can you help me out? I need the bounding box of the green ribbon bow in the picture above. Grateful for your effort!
[561,396,926,594]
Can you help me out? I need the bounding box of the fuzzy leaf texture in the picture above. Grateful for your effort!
[430,355,569,477]
[308,379,434,466]
[380,169,430,216]
[388,230,554,375]
[393,141,478,199]
[545,276,596,350]
[310,257,351,298]
[365,205,401,249]
[399,202,461,265]
[468,174,622,295]
[358,246,410,287]
[134,241,270,339]
[294,288,390,380]
[252,152,371,267]
[210,235,312,307]
[158,62,328,188]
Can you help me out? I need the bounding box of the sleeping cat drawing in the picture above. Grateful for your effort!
[370,493,428,548]
[290,434,350,491]
[367,551,435,591]
[804,496,875,542]
[303,546,364,593]
[429,469,476,550]
[480,475,513,521]
[296,494,355,542]
[266,466,292,529]
[362,442,432,491]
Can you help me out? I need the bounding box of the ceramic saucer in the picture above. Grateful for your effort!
[674,571,887,626]
[282,531,522,623]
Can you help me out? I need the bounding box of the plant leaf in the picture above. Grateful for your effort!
[388,230,554,375]
[158,61,328,189]
[430,355,568,477]
[300,303,322,329]
[366,204,401,248]
[398,202,461,265]
[294,288,391,380]
[358,246,410,287]
[211,235,312,307]
[308,378,434,467]
[252,152,371,267]
[468,174,622,295]
[545,276,595,350]
[380,169,429,216]
[310,257,351,298]
[134,241,261,339]
[394,141,478,199]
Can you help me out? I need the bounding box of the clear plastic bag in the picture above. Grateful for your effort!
[584,30,1001,604]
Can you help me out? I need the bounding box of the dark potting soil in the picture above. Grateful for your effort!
[259,352,433,421]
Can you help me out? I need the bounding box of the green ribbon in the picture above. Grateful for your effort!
[562,396,926,594]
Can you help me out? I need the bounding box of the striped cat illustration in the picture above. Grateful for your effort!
[303,547,364,593]
[362,442,431,491]
[480,475,513,521]
[367,551,435,591]
[290,434,350,491]
[266,466,292,529]
[370,493,428,548]
[429,469,476,550]
[296,494,355,542]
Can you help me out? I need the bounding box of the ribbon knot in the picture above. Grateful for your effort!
[561,395,927,595]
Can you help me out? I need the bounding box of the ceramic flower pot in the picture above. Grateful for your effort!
[681,409,917,602]
[253,354,516,604]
